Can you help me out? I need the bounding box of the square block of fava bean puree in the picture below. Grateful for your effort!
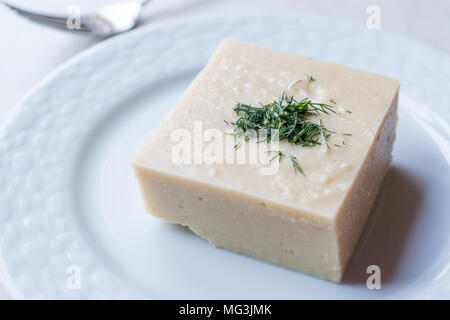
[133,39,400,282]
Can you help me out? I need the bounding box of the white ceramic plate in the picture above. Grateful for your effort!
[0,15,449,299]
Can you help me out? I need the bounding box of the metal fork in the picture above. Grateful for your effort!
[1,0,151,37]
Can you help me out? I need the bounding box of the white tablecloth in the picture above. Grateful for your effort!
[0,0,449,299]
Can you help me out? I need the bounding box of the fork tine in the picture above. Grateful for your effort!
[3,2,91,32]
[4,3,66,23]
[2,1,145,37]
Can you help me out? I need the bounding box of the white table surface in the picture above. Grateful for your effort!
[0,0,449,299]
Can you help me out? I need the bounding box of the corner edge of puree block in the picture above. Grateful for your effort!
[332,86,400,280]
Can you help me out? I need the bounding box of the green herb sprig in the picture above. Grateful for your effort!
[267,151,304,175]
[229,92,336,147]
[225,81,350,174]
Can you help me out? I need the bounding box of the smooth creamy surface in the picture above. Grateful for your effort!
[133,39,400,282]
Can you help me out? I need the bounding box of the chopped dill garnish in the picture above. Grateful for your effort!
[334,144,342,147]
[229,92,337,147]
[288,154,303,175]
[306,75,315,82]
[342,133,352,136]
[267,150,284,163]
[267,151,304,175]
[346,110,352,113]
[330,99,336,104]
[225,90,346,174]
[234,142,241,150]
[292,79,303,87]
